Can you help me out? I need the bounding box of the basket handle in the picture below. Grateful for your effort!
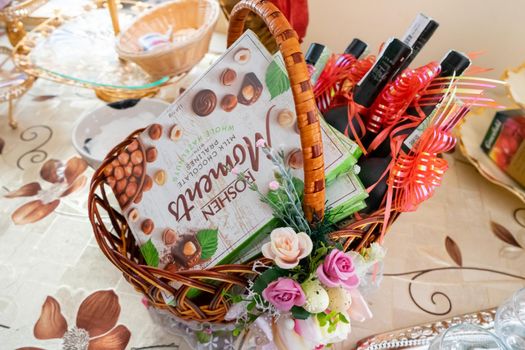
[227,0,325,222]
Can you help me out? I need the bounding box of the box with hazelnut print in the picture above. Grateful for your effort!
[105,30,364,272]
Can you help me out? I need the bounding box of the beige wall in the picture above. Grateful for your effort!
[303,0,525,79]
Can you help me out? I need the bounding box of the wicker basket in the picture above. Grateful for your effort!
[89,0,392,324]
[116,0,220,78]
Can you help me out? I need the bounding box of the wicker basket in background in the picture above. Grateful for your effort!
[89,0,391,323]
[116,0,220,78]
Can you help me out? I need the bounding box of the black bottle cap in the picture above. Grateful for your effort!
[305,43,325,66]
[344,38,367,59]
[353,38,412,108]
[439,50,471,77]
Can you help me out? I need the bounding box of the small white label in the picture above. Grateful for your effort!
[402,13,432,47]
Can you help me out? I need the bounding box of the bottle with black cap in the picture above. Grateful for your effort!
[395,13,439,76]
[344,38,368,59]
[357,50,471,213]
[370,50,471,158]
[324,38,412,139]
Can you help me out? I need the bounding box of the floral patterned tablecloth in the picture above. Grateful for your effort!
[1,53,525,350]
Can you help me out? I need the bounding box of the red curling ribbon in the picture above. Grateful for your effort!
[366,62,441,152]
[378,127,457,243]
[315,55,375,113]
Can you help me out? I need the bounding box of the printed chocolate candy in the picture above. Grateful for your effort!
[141,218,154,235]
[238,73,262,105]
[192,89,217,117]
[277,109,296,127]
[220,68,237,86]
[287,148,304,169]
[171,235,201,268]
[169,124,182,142]
[234,48,251,64]
[146,147,158,162]
[221,94,238,112]
[162,228,177,245]
[154,169,166,185]
[148,124,162,140]
[128,208,139,222]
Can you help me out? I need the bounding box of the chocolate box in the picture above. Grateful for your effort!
[481,109,525,187]
[105,30,365,273]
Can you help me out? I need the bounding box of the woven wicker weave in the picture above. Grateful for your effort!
[88,0,390,323]
[116,0,220,78]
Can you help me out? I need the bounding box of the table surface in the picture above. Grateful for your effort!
[1,37,525,350]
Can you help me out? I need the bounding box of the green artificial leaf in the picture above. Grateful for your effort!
[291,306,311,320]
[197,229,219,260]
[292,177,304,197]
[140,239,159,267]
[247,301,256,311]
[253,267,288,294]
[265,59,291,100]
[233,328,241,337]
[339,312,349,324]
[196,330,211,344]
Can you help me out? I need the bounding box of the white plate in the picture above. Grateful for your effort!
[72,98,169,169]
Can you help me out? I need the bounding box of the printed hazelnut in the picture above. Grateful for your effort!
[143,175,153,191]
[141,218,154,235]
[128,208,139,222]
[220,94,238,112]
[277,109,296,127]
[124,164,133,177]
[128,140,139,152]
[154,170,166,185]
[169,124,182,142]
[103,165,113,177]
[125,182,138,197]
[234,48,251,64]
[241,85,254,101]
[114,166,124,180]
[148,124,162,140]
[220,68,237,86]
[106,176,116,188]
[118,152,129,165]
[130,150,143,165]
[146,147,158,162]
[118,193,129,206]
[116,178,127,193]
[132,165,143,177]
[183,241,197,256]
[287,149,304,169]
[134,192,143,204]
[163,228,177,245]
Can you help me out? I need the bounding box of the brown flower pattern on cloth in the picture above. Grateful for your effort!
[18,290,131,350]
[5,157,88,225]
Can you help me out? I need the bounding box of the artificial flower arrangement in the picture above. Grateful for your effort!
[224,139,385,349]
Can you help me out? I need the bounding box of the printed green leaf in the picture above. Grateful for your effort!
[140,239,159,267]
[253,267,288,294]
[196,330,211,344]
[291,306,311,320]
[197,229,219,260]
[265,59,290,100]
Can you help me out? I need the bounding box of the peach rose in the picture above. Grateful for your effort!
[262,227,313,269]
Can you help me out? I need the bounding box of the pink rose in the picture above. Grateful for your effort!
[316,249,359,289]
[262,227,313,269]
[268,180,280,191]
[262,278,305,311]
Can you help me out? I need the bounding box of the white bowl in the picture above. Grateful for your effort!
[72,98,169,169]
